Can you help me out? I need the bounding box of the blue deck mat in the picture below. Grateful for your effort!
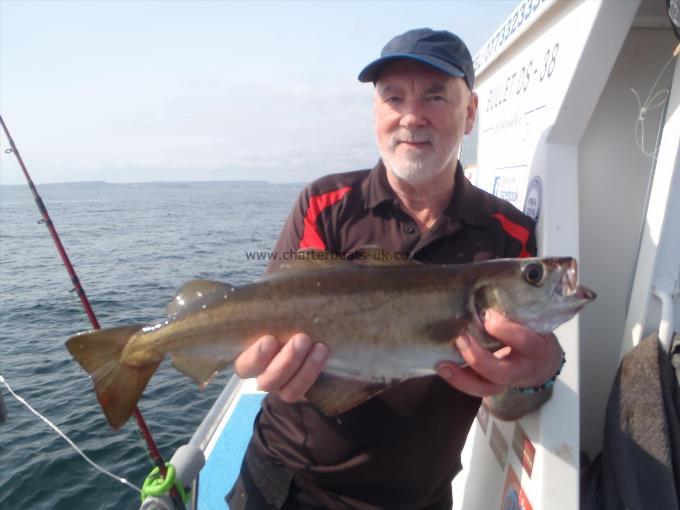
[198,393,264,510]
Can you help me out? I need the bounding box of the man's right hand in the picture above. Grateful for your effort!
[233,334,330,403]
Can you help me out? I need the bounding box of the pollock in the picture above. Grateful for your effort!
[66,250,595,429]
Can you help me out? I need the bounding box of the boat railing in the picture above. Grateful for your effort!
[189,374,244,452]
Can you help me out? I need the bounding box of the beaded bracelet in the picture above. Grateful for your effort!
[513,351,566,395]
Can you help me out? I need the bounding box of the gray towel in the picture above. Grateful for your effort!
[601,331,680,510]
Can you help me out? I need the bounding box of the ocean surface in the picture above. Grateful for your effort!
[0,181,302,509]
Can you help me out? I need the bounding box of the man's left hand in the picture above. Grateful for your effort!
[435,309,563,397]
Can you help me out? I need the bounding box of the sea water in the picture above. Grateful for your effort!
[0,181,301,509]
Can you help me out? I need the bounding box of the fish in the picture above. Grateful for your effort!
[65,249,596,430]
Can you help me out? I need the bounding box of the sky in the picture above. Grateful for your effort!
[0,0,518,185]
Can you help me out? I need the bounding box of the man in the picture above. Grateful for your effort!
[228,28,564,510]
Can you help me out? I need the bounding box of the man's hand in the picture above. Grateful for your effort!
[234,334,330,403]
[435,309,563,398]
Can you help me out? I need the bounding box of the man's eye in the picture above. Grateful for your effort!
[427,95,447,102]
[385,96,402,105]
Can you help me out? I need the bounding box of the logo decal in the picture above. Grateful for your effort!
[523,176,542,222]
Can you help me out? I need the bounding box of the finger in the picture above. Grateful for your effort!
[278,343,330,403]
[255,333,313,392]
[233,335,281,378]
[482,309,548,353]
[515,336,564,388]
[455,334,529,386]
[436,362,505,397]
[493,346,513,359]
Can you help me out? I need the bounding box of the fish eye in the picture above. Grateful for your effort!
[522,262,544,286]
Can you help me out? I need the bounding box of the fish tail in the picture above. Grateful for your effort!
[66,325,160,430]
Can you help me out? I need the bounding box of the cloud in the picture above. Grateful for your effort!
[1,76,379,185]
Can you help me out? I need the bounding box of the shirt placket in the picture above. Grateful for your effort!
[409,215,464,259]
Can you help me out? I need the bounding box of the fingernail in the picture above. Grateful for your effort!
[260,336,278,354]
[311,343,329,363]
[438,367,453,380]
[456,335,470,351]
[293,334,312,353]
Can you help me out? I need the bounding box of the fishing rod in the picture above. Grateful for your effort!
[0,115,187,510]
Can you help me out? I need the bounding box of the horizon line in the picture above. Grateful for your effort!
[0,179,309,187]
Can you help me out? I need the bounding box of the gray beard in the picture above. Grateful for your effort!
[378,144,458,185]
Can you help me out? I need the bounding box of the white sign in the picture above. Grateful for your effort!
[475,2,601,210]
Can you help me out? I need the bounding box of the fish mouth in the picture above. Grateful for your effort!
[576,286,597,301]
[562,259,578,295]
[557,259,596,301]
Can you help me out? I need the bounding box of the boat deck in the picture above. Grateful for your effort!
[197,389,264,510]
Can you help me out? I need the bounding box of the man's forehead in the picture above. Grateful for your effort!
[375,60,461,89]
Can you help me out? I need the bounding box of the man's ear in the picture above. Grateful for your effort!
[465,92,479,135]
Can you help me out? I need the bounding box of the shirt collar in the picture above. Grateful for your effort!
[446,162,490,227]
[361,160,395,209]
[362,159,490,227]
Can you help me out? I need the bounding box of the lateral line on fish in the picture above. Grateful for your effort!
[331,294,395,317]
[0,375,142,494]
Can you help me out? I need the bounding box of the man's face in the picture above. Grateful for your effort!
[374,60,477,185]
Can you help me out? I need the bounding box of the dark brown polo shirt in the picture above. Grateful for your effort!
[251,160,536,510]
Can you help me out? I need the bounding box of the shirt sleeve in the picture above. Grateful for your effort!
[265,179,352,273]
[500,216,538,259]
[523,221,538,258]
[265,189,308,274]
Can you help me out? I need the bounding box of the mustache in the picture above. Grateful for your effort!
[388,129,434,148]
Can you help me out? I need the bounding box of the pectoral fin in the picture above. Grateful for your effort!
[424,317,467,344]
[305,373,392,415]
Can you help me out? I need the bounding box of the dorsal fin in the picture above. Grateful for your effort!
[351,245,420,266]
[166,280,234,320]
[269,249,352,274]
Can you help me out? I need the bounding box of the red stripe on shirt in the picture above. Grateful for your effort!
[300,187,352,250]
[490,213,531,258]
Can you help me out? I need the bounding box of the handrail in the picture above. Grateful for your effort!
[189,375,244,451]
[652,286,674,352]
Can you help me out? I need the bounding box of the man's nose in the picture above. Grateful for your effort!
[399,99,427,128]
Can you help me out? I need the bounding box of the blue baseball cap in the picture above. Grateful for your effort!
[358,28,475,90]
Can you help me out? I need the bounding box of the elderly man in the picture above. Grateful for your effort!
[228,28,564,510]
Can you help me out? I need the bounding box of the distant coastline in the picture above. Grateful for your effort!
[0,180,307,187]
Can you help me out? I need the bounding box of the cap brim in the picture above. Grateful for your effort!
[357,53,466,83]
